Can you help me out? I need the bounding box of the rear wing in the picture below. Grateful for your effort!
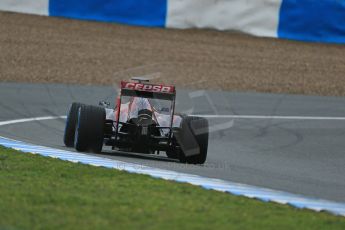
[115,81,176,141]
[120,81,176,100]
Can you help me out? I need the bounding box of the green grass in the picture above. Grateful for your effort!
[0,146,344,230]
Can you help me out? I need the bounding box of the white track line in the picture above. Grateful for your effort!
[192,114,345,120]
[0,116,67,126]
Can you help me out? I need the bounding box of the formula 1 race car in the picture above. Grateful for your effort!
[63,78,209,164]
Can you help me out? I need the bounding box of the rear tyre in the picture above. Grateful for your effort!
[74,105,106,153]
[64,102,84,147]
[178,116,209,164]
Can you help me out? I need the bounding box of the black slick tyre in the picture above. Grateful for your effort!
[63,102,84,147]
[178,116,209,164]
[74,105,105,153]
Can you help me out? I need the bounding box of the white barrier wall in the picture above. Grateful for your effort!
[0,0,48,16]
[166,0,282,37]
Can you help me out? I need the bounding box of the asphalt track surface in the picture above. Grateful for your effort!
[0,82,345,202]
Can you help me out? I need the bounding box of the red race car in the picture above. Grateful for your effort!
[63,78,209,164]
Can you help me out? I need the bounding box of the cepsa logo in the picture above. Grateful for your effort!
[122,82,174,93]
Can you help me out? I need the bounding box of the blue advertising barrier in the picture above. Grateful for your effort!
[279,0,345,43]
[1,0,345,43]
[49,0,167,27]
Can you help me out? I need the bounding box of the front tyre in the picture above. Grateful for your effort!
[64,102,84,147]
[74,105,106,153]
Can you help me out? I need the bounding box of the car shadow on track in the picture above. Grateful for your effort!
[60,145,179,163]
[98,149,179,163]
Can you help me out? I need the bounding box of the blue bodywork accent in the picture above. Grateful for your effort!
[74,108,81,148]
